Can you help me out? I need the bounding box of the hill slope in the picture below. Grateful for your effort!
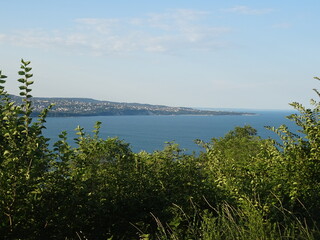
[11,95,251,117]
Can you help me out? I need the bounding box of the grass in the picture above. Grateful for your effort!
[145,199,320,240]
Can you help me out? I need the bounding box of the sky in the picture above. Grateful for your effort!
[0,1,319,110]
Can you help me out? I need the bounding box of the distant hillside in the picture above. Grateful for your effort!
[10,95,252,117]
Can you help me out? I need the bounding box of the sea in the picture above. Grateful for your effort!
[43,109,300,153]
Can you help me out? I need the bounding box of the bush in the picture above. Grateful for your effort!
[0,60,320,239]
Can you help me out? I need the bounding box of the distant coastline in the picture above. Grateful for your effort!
[11,95,255,117]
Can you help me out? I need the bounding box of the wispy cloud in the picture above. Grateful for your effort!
[224,5,274,15]
[0,34,6,40]
[272,22,291,29]
[0,9,231,56]
[147,9,208,31]
[75,18,120,35]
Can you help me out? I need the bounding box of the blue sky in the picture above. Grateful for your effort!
[0,0,319,109]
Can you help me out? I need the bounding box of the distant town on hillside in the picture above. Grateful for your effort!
[10,95,253,117]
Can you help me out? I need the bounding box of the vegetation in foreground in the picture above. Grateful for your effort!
[0,60,320,239]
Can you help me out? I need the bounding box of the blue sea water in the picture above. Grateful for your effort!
[43,110,300,153]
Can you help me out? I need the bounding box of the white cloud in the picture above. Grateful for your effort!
[0,9,231,56]
[75,18,120,35]
[145,44,167,53]
[6,30,64,48]
[0,34,6,41]
[147,9,209,31]
[129,18,144,26]
[224,5,273,15]
[272,23,291,29]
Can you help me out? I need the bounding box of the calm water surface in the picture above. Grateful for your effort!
[43,110,299,153]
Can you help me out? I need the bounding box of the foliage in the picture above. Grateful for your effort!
[154,200,319,240]
[0,60,320,239]
[0,60,53,239]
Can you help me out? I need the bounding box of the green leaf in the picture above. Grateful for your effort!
[25,74,33,78]
[3,150,10,156]
[21,59,31,65]
[0,80,6,83]
[26,81,34,85]
[0,75,7,79]
[18,71,25,75]
[75,125,81,131]
[20,92,26,96]
[18,78,25,83]
[19,86,27,90]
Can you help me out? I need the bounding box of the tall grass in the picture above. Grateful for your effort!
[148,199,319,240]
